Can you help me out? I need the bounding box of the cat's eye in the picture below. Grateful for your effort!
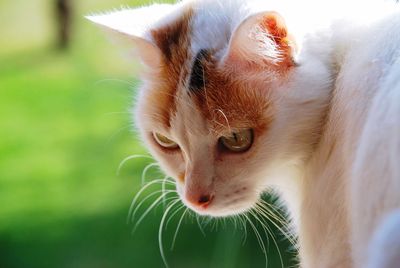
[153,132,179,149]
[219,129,254,153]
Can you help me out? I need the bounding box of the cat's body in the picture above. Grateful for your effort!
[282,9,400,267]
[88,1,400,267]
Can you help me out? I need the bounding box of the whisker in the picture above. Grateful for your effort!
[256,203,297,247]
[237,215,248,245]
[133,193,177,232]
[251,209,284,268]
[165,203,185,228]
[242,215,249,245]
[244,213,268,268]
[258,201,287,224]
[162,175,176,208]
[233,216,239,230]
[260,199,288,221]
[130,190,177,223]
[106,125,132,145]
[171,208,189,250]
[214,108,232,133]
[141,162,161,186]
[159,199,182,268]
[258,199,297,246]
[196,214,206,237]
[117,154,154,176]
[94,78,137,88]
[199,215,213,229]
[250,209,270,249]
[127,179,174,224]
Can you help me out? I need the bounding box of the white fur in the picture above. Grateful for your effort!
[89,1,400,267]
[367,210,400,268]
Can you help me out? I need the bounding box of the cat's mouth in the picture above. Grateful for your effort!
[187,199,256,217]
[177,186,258,217]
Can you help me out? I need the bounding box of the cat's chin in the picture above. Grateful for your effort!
[196,206,253,218]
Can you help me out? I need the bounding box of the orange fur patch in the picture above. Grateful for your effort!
[192,54,273,136]
[178,172,185,183]
[260,12,296,68]
[142,7,273,135]
[145,7,193,127]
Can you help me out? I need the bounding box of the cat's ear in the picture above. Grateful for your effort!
[86,5,174,69]
[223,11,297,71]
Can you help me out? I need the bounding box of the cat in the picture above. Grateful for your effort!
[87,0,400,267]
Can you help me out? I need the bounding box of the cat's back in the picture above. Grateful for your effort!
[333,2,400,199]
[331,5,400,267]
[332,6,400,146]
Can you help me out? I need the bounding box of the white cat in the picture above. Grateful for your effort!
[88,0,400,267]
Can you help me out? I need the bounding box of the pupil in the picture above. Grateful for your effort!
[233,133,238,142]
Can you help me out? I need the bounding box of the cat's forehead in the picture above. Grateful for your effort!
[142,5,272,134]
[149,1,236,61]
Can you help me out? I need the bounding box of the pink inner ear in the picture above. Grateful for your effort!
[260,12,288,45]
[223,11,296,71]
[132,37,163,69]
[259,12,296,66]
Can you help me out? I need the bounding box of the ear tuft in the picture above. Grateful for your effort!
[224,11,297,71]
[260,12,289,48]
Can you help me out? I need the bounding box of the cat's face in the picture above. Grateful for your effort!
[136,56,274,216]
[89,0,332,217]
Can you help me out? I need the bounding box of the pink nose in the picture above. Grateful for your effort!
[186,192,214,208]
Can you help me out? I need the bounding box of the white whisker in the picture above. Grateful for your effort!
[251,209,285,268]
[196,214,206,237]
[94,78,137,88]
[214,108,232,133]
[117,154,154,176]
[162,175,176,208]
[238,214,248,245]
[141,162,161,186]
[130,190,176,223]
[133,193,177,232]
[171,208,189,250]
[165,203,185,228]
[256,203,297,247]
[244,213,268,268]
[127,179,174,224]
[106,125,132,145]
[159,199,181,268]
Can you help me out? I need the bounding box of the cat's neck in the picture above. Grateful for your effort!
[275,98,352,267]
[299,123,352,267]
[272,23,355,267]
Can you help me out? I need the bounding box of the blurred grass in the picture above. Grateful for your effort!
[0,0,296,267]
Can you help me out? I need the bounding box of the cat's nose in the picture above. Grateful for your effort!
[186,192,214,209]
[184,165,215,209]
[197,194,213,207]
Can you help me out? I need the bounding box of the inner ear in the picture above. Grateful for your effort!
[260,12,293,54]
[224,11,296,71]
[86,4,177,69]
[130,37,163,69]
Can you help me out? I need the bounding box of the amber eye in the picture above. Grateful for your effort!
[219,129,254,153]
[153,132,179,149]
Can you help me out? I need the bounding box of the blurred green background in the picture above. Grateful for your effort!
[0,0,296,267]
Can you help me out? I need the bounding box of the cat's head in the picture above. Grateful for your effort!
[88,0,332,217]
